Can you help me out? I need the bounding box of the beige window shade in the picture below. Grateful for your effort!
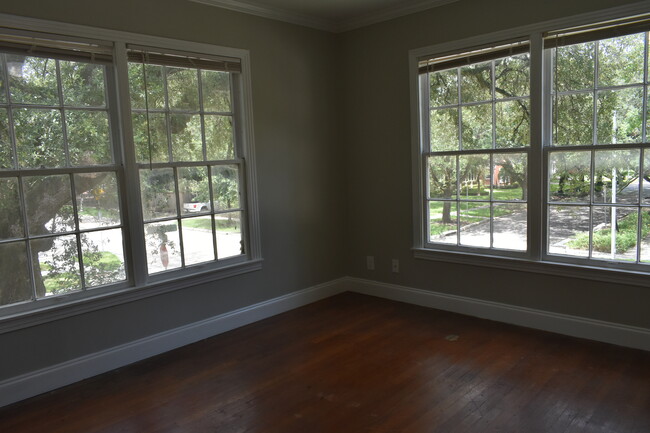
[544,14,650,48]
[418,41,529,74]
[0,28,113,63]
[127,45,241,73]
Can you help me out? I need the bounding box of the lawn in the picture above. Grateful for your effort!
[568,211,650,253]
[182,217,240,232]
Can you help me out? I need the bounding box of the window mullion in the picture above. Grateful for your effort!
[112,42,148,286]
[529,32,544,261]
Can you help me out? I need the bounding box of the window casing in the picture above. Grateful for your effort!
[414,13,650,276]
[0,21,261,319]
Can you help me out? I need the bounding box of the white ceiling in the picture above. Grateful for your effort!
[190,0,459,32]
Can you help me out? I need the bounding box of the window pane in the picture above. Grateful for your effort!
[0,241,32,305]
[461,104,492,149]
[429,201,457,244]
[492,153,527,201]
[32,234,81,298]
[459,154,490,200]
[66,110,112,165]
[179,166,210,214]
[171,114,202,161]
[7,55,58,105]
[548,205,590,257]
[215,211,243,259]
[459,201,490,248]
[460,62,491,103]
[181,216,215,265]
[0,54,6,103]
[594,149,640,205]
[430,108,459,151]
[128,63,165,110]
[132,112,169,163]
[0,108,13,169]
[0,177,24,239]
[495,100,529,148]
[167,67,199,111]
[60,61,106,107]
[596,88,643,144]
[640,209,650,263]
[205,115,234,160]
[145,221,181,273]
[24,175,76,235]
[492,203,526,250]
[202,70,231,112]
[591,207,637,262]
[553,93,594,146]
[644,150,650,205]
[81,229,126,287]
[548,151,591,203]
[75,172,121,228]
[14,108,65,168]
[139,168,177,220]
[495,53,529,98]
[428,155,456,200]
[429,69,458,107]
[598,33,645,87]
[212,165,240,211]
[554,42,595,92]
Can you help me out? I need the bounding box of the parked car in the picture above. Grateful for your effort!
[183,202,210,213]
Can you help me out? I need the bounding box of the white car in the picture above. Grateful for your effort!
[183,202,210,213]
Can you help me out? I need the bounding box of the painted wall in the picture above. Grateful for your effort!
[340,0,650,329]
[0,0,648,387]
[0,0,344,380]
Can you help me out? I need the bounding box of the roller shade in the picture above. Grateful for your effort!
[0,28,113,63]
[419,41,529,74]
[127,45,241,73]
[544,14,650,48]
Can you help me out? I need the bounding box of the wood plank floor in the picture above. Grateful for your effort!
[1,292,649,432]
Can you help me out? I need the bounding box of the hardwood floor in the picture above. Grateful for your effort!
[1,292,649,432]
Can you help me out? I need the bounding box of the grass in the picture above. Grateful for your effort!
[429,203,518,236]
[79,207,120,220]
[567,211,650,253]
[182,217,240,232]
[42,251,122,294]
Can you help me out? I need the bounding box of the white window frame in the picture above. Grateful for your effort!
[410,2,650,287]
[0,14,262,331]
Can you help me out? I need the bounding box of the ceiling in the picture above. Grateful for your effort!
[189,0,459,32]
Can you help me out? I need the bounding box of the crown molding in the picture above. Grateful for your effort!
[337,0,459,32]
[188,0,460,33]
[189,0,337,32]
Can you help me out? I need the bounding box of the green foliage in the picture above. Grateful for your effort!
[568,211,650,253]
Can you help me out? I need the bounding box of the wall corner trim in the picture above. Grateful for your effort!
[345,277,650,353]
[0,278,347,408]
[2,276,648,409]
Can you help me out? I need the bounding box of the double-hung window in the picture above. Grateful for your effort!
[414,12,650,275]
[0,23,260,316]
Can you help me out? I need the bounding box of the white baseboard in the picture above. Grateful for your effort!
[3,276,648,409]
[0,278,347,408]
[344,277,650,352]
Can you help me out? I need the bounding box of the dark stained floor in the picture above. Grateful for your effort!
[1,292,649,432]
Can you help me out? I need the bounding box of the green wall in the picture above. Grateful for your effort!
[0,0,648,386]
[339,0,650,328]
[0,0,344,380]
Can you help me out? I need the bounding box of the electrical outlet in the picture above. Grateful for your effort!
[392,259,399,273]
[366,256,375,270]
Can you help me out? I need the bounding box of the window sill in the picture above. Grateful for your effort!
[0,259,263,334]
[413,248,650,288]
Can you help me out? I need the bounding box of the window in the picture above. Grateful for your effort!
[421,43,530,253]
[414,13,650,274]
[127,48,246,274]
[0,25,260,315]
